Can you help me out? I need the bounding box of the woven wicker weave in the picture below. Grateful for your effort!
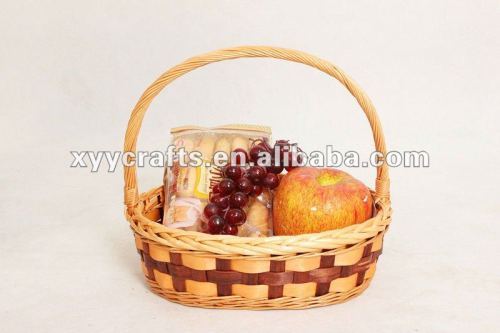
[123,46,392,309]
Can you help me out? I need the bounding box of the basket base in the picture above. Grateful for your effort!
[145,277,373,310]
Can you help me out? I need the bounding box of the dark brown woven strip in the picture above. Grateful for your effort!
[241,273,259,285]
[315,282,330,296]
[259,270,293,285]
[142,242,150,254]
[155,261,169,274]
[208,270,243,284]
[172,277,186,292]
[293,271,310,284]
[215,259,233,296]
[170,252,183,265]
[268,260,286,299]
[340,265,353,278]
[191,269,207,282]
[356,243,375,286]
[316,254,336,296]
[169,253,186,292]
[356,271,366,286]
[363,243,373,257]
[138,250,382,289]
[167,263,192,278]
[320,254,335,267]
[216,259,231,270]
[142,250,156,280]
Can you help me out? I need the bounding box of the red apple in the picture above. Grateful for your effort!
[273,167,373,235]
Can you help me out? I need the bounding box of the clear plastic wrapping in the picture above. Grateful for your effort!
[163,125,272,236]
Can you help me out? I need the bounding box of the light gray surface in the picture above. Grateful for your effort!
[1,1,499,332]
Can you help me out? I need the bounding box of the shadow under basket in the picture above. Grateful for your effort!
[123,46,393,310]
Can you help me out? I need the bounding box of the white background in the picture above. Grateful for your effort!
[1,1,499,332]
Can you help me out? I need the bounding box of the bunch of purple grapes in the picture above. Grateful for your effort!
[203,139,302,235]
[249,138,303,172]
[203,164,280,235]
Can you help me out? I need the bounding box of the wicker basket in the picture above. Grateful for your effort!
[123,46,392,310]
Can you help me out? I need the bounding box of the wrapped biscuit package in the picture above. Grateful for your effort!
[163,124,272,236]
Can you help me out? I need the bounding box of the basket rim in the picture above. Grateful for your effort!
[127,186,392,256]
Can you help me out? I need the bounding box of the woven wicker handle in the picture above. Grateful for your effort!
[124,46,390,210]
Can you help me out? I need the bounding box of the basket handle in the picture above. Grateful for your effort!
[124,46,390,211]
